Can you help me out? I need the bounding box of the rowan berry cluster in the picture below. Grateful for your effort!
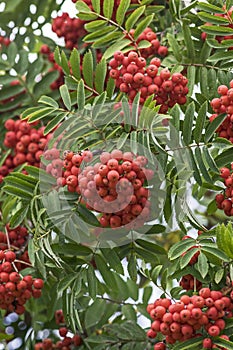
[51,13,86,50]
[0,224,28,251]
[78,149,153,228]
[0,250,43,314]
[0,118,52,183]
[126,27,168,58]
[0,224,30,271]
[109,51,188,112]
[45,149,93,192]
[210,80,233,143]
[215,165,233,216]
[40,45,64,90]
[35,310,82,350]
[147,288,233,348]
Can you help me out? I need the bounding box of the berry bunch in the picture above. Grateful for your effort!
[147,288,233,348]
[78,149,153,228]
[45,149,93,191]
[109,51,188,112]
[0,118,52,182]
[0,225,30,271]
[0,224,28,251]
[0,250,43,314]
[51,13,86,50]
[35,310,82,350]
[126,27,168,58]
[40,45,64,90]
[210,80,233,142]
[215,165,233,216]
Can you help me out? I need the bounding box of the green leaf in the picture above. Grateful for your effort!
[60,85,71,110]
[94,254,117,288]
[122,305,137,322]
[128,253,137,282]
[214,268,224,284]
[183,21,195,60]
[167,33,182,61]
[84,26,116,42]
[102,38,131,60]
[116,0,131,25]
[100,248,124,274]
[9,206,29,228]
[200,25,233,36]
[168,238,196,260]
[198,12,229,25]
[201,246,229,262]
[44,112,68,135]
[70,48,81,80]
[7,42,18,66]
[85,20,107,32]
[95,59,107,93]
[187,66,196,96]
[214,337,233,350]
[82,51,93,88]
[92,0,100,13]
[197,2,225,13]
[76,0,98,19]
[134,14,154,40]
[208,50,233,62]
[195,147,212,183]
[3,185,32,200]
[215,146,233,167]
[193,101,207,143]
[85,299,107,328]
[183,101,195,145]
[179,248,199,269]
[117,132,129,149]
[57,274,77,293]
[61,51,70,75]
[203,146,219,173]
[187,148,202,185]
[172,336,204,350]
[87,265,97,300]
[136,239,166,255]
[38,95,59,109]
[92,32,124,48]
[77,79,85,111]
[196,252,208,278]
[125,6,145,32]
[205,113,227,142]
[103,0,114,18]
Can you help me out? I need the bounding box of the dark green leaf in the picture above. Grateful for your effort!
[183,101,195,145]
[87,265,97,300]
[193,101,207,143]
